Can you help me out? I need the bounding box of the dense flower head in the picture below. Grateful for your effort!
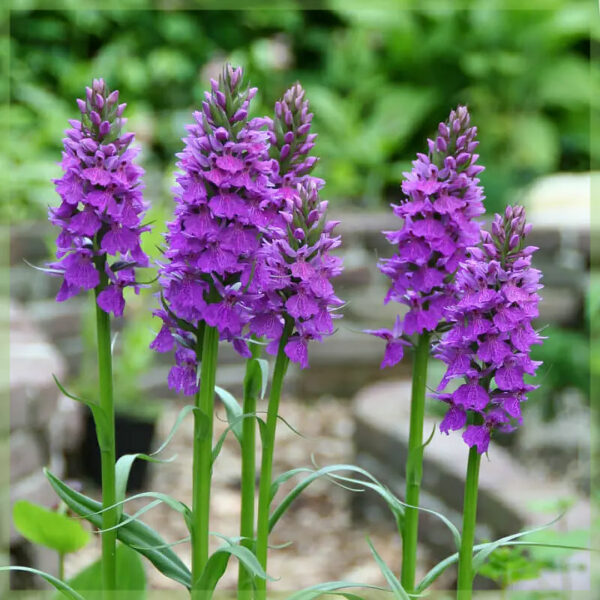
[249,181,344,368]
[48,78,149,316]
[433,205,544,454]
[152,64,280,394]
[268,83,324,193]
[373,106,485,366]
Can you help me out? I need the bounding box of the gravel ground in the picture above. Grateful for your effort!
[64,396,439,595]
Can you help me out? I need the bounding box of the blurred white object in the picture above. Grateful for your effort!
[522,172,592,230]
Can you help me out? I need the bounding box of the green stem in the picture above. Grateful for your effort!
[254,323,292,600]
[456,443,482,599]
[94,279,117,600]
[191,324,219,597]
[58,552,64,582]
[238,340,263,598]
[400,331,430,592]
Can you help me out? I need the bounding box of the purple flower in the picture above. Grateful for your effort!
[152,64,279,394]
[365,316,411,369]
[433,205,544,453]
[249,182,344,368]
[48,79,149,316]
[372,106,485,362]
[268,83,324,194]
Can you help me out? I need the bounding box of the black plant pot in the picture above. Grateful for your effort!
[80,411,156,491]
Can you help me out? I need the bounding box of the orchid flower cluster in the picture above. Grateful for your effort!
[49,78,149,316]
[10,67,556,600]
[369,105,545,596]
[434,205,543,454]
[374,105,485,363]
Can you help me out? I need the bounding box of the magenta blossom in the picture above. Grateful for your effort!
[365,316,411,369]
[48,79,149,316]
[371,106,485,363]
[433,205,543,454]
[249,182,344,368]
[152,65,280,395]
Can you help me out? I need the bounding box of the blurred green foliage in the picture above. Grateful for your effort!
[8,3,596,222]
[528,325,589,419]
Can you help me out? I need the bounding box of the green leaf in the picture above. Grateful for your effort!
[44,470,191,589]
[285,580,386,600]
[150,403,197,456]
[211,412,257,465]
[366,537,409,599]
[0,566,86,600]
[244,357,269,401]
[195,543,270,595]
[471,512,565,572]
[415,512,575,593]
[270,467,314,503]
[12,500,90,554]
[52,375,111,450]
[327,470,461,550]
[115,452,176,520]
[215,385,243,444]
[58,543,146,600]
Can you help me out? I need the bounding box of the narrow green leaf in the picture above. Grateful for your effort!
[150,404,197,456]
[52,375,111,450]
[45,470,192,589]
[367,537,409,599]
[194,551,229,597]
[243,357,269,401]
[471,512,566,572]
[285,580,386,600]
[0,566,85,600]
[215,385,243,443]
[13,500,90,554]
[195,543,271,596]
[270,467,314,503]
[115,453,176,520]
[415,514,580,594]
[328,470,461,549]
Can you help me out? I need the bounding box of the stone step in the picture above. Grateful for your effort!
[352,380,591,570]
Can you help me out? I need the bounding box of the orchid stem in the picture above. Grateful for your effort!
[94,271,117,600]
[191,324,219,598]
[238,339,263,598]
[401,331,430,592]
[457,441,482,599]
[255,322,292,600]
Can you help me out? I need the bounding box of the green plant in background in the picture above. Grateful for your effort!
[478,545,551,592]
[528,325,590,420]
[13,500,90,581]
[8,3,596,222]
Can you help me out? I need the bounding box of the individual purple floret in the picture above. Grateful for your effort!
[433,205,544,454]
[365,316,411,368]
[373,106,485,366]
[249,181,344,368]
[268,82,324,196]
[48,79,149,316]
[152,65,279,394]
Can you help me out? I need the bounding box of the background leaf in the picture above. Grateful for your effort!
[55,543,146,600]
[13,500,90,554]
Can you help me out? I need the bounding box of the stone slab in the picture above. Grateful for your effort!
[352,380,591,560]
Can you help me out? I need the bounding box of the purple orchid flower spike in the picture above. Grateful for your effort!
[268,82,324,195]
[249,181,344,369]
[48,78,149,316]
[371,105,485,360]
[152,64,279,395]
[365,315,411,369]
[433,205,544,454]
